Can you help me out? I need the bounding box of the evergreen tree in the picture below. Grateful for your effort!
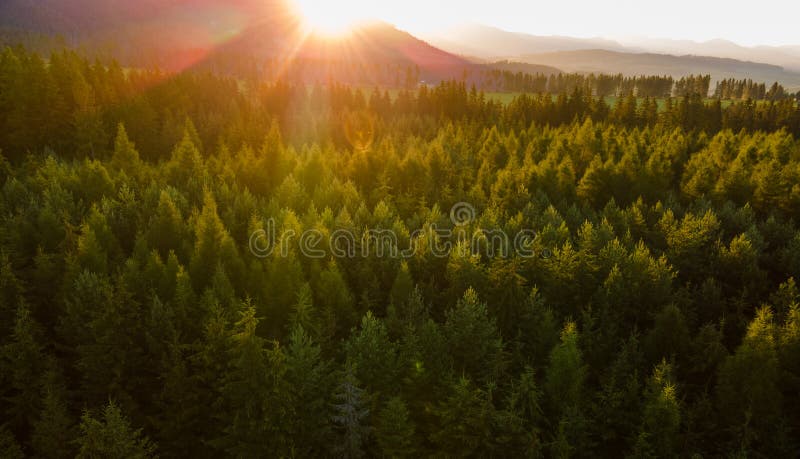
[31,362,76,459]
[331,363,370,459]
[284,325,333,455]
[1,301,45,437]
[110,123,141,175]
[631,360,681,457]
[217,299,287,456]
[76,401,156,459]
[345,311,401,395]
[288,283,320,339]
[189,191,243,292]
[443,288,505,384]
[375,396,416,458]
[717,306,789,455]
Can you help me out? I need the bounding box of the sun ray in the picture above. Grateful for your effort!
[290,0,371,38]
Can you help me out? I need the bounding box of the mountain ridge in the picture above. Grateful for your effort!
[0,0,479,82]
[426,24,800,90]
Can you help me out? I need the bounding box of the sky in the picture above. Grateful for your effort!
[291,0,800,47]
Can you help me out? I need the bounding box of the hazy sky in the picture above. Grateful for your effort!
[293,0,800,46]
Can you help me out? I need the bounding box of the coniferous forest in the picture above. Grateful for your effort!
[1,41,800,458]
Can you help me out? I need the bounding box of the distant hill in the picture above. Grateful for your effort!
[427,24,800,90]
[424,24,628,59]
[615,37,800,72]
[516,50,800,90]
[0,0,290,68]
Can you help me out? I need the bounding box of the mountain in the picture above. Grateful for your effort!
[515,50,800,90]
[0,0,475,82]
[427,24,800,74]
[427,24,800,90]
[614,37,800,72]
[0,0,290,68]
[424,24,628,59]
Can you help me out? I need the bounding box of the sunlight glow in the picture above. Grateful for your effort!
[291,0,372,37]
[285,0,799,46]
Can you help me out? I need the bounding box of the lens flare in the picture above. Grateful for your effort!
[291,0,370,37]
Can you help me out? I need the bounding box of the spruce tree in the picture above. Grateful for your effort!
[331,363,370,459]
[76,401,156,459]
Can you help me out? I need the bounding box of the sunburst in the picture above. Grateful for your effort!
[290,0,371,38]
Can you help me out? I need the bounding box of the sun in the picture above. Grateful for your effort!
[290,0,373,37]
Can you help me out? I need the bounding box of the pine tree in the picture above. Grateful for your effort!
[189,191,243,292]
[345,311,401,395]
[389,261,414,312]
[331,363,370,459]
[317,260,357,342]
[147,190,185,260]
[0,253,23,341]
[110,123,141,175]
[217,299,287,456]
[264,244,306,337]
[288,283,320,339]
[545,321,586,415]
[375,396,416,458]
[284,325,333,456]
[431,376,524,456]
[443,288,505,384]
[72,274,145,412]
[166,127,205,190]
[31,361,76,459]
[779,301,800,444]
[76,401,156,459]
[631,360,681,457]
[1,301,45,437]
[260,120,286,193]
[716,306,787,455]
[507,366,545,456]
[544,321,590,454]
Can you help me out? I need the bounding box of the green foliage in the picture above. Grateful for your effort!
[76,401,156,459]
[284,324,333,455]
[444,288,505,383]
[631,360,681,457]
[431,377,526,456]
[332,363,371,459]
[0,426,24,459]
[716,306,791,455]
[31,363,76,459]
[376,396,417,458]
[545,322,586,415]
[216,299,287,456]
[1,301,46,440]
[1,43,799,458]
[345,311,401,395]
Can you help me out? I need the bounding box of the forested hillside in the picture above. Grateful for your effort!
[1,46,800,457]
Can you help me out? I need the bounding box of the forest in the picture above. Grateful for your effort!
[1,45,800,458]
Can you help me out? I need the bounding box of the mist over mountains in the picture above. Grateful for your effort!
[426,24,800,90]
